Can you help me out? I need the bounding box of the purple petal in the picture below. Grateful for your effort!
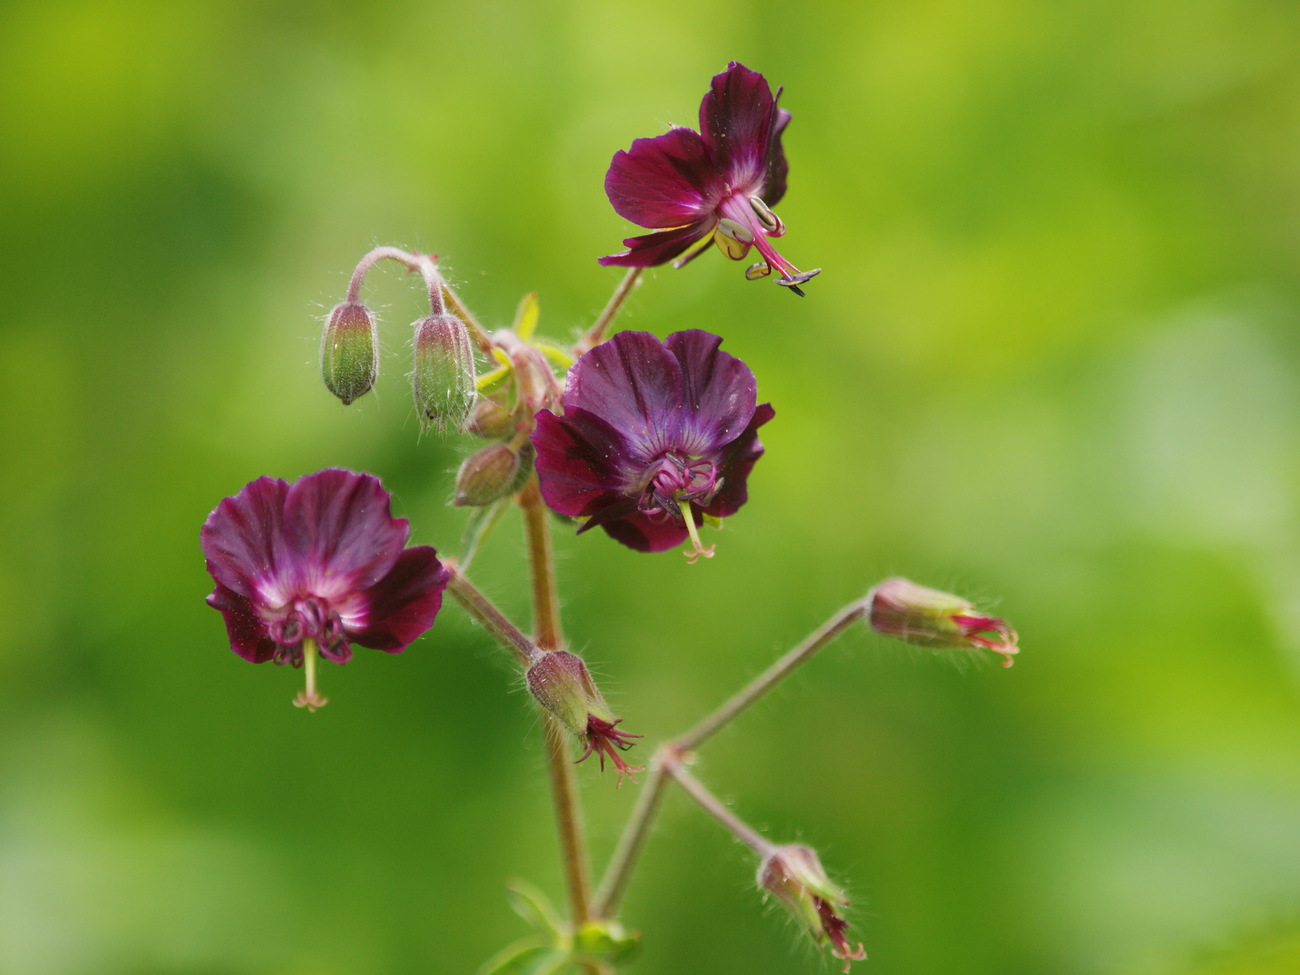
[205,582,278,663]
[699,62,777,194]
[200,476,291,600]
[705,402,774,518]
[598,221,715,268]
[282,469,408,596]
[345,547,449,652]
[564,332,686,459]
[763,107,792,206]
[664,331,757,455]
[532,407,637,517]
[601,510,690,553]
[604,127,724,228]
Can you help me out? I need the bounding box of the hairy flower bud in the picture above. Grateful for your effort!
[454,442,534,506]
[866,577,1019,667]
[413,313,476,432]
[526,650,643,785]
[465,397,516,440]
[320,302,378,405]
[758,845,866,972]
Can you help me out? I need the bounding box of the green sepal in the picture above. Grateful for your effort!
[477,364,513,395]
[535,342,575,371]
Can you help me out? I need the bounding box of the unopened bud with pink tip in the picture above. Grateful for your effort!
[320,302,379,405]
[412,313,476,432]
[866,577,1019,667]
[758,845,866,972]
[525,650,643,786]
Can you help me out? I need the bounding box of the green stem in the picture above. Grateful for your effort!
[573,268,643,356]
[665,763,775,858]
[591,601,866,914]
[444,562,540,668]
[590,750,672,918]
[674,600,866,753]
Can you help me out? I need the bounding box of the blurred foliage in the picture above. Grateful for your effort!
[2,0,1300,973]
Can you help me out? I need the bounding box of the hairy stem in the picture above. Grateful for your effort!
[675,600,866,753]
[444,561,540,668]
[592,601,866,914]
[520,475,563,652]
[342,246,493,353]
[665,762,775,858]
[520,473,596,939]
[573,267,643,356]
[591,749,672,917]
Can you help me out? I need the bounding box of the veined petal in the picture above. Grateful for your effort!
[200,476,292,600]
[532,407,638,518]
[604,127,724,227]
[699,62,777,193]
[564,332,686,459]
[705,402,774,518]
[665,330,758,455]
[598,220,716,268]
[345,547,449,652]
[283,469,409,596]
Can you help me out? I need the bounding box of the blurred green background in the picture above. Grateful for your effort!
[3,0,1300,972]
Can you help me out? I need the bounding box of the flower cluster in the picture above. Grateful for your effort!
[200,60,1022,975]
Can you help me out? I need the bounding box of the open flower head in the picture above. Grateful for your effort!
[531,330,773,561]
[867,577,1020,667]
[201,468,450,709]
[599,62,819,294]
[759,845,866,972]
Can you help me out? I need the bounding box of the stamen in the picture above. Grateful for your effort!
[293,639,329,711]
[680,507,716,564]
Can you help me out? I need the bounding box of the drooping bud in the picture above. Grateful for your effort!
[526,650,643,785]
[412,313,476,432]
[453,441,534,506]
[320,302,378,404]
[866,577,1019,667]
[758,845,866,972]
[465,397,517,440]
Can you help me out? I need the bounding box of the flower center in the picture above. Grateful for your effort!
[267,595,343,662]
[637,453,720,522]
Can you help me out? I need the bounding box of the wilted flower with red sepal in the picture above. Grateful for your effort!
[526,650,644,787]
[599,62,819,294]
[867,577,1019,667]
[531,330,773,561]
[201,469,450,709]
[759,845,866,972]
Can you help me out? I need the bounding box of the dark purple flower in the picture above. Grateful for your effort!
[531,330,773,560]
[201,468,450,709]
[599,62,819,295]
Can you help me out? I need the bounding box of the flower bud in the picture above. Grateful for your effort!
[526,650,643,785]
[866,577,1019,667]
[412,313,476,432]
[465,397,516,440]
[454,441,534,507]
[758,845,866,972]
[320,302,378,404]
